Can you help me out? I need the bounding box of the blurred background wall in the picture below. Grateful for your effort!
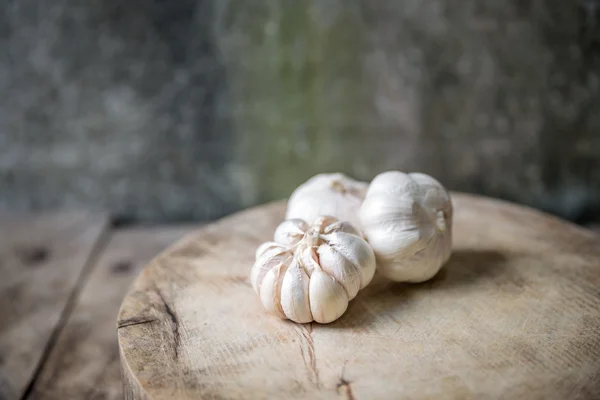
[1,0,599,223]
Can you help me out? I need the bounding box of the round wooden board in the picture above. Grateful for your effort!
[117,194,600,400]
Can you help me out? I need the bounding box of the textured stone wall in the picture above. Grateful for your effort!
[1,0,599,222]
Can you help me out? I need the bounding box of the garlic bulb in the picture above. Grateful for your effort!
[286,173,368,234]
[251,216,376,324]
[359,171,453,283]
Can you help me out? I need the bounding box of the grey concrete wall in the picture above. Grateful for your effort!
[1,0,599,222]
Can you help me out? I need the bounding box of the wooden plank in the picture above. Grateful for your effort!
[29,226,199,400]
[118,195,600,399]
[0,212,108,400]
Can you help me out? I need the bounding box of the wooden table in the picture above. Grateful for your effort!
[118,195,600,400]
[0,212,200,400]
[1,203,600,400]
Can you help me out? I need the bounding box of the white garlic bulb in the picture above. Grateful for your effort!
[286,173,368,234]
[251,216,376,324]
[359,171,453,283]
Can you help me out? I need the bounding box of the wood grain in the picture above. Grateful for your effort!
[118,194,600,400]
[29,226,198,400]
[0,212,108,400]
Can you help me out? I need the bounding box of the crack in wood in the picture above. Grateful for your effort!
[336,361,356,400]
[117,317,157,329]
[296,323,320,388]
[336,377,356,400]
[154,286,181,359]
[19,220,111,400]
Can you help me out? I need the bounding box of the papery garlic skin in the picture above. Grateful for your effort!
[359,171,453,283]
[286,173,368,234]
[250,216,376,324]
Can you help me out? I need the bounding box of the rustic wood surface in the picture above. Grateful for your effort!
[28,226,197,400]
[0,212,108,399]
[0,212,198,400]
[1,200,598,400]
[118,194,600,400]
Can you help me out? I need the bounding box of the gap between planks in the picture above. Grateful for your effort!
[27,224,201,400]
[0,212,109,400]
[20,225,113,400]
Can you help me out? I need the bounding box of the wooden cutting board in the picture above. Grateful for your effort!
[117,194,600,400]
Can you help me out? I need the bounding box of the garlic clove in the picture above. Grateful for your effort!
[280,259,312,323]
[250,259,270,294]
[309,270,349,324]
[298,245,320,277]
[255,241,282,260]
[251,243,291,293]
[322,219,360,236]
[274,219,308,247]
[317,243,362,300]
[323,232,376,289]
[259,263,288,319]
